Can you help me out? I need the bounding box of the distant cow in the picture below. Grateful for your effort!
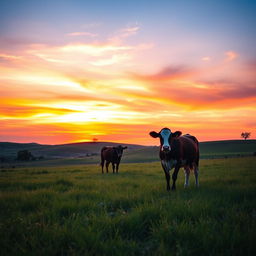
[150,127,199,191]
[100,145,127,173]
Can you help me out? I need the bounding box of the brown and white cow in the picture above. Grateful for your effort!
[100,145,127,174]
[149,127,199,191]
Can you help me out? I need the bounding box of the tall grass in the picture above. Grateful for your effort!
[1,158,256,255]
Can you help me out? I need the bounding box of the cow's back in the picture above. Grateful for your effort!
[101,147,112,160]
[101,147,118,163]
[183,134,199,146]
[172,135,199,162]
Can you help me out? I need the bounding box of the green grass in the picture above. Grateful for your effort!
[1,157,256,255]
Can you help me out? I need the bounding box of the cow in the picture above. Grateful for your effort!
[100,145,127,174]
[149,127,199,191]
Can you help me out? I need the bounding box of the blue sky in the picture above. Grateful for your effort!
[1,0,255,47]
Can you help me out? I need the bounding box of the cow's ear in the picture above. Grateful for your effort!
[122,146,127,150]
[172,131,182,137]
[149,131,160,138]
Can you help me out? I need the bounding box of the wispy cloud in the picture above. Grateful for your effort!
[0,53,22,60]
[0,53,23,63]
[109,25,141,44]
[89,53,131,66]
[60,43,132,55]
[132,65,192,81]
[0,104,79,119]
[66,32,98,37]
[225,51,238,61]
[129,64,256,111]
[201,56,211,61]
[119,25,140,37]
[21,39,152,71]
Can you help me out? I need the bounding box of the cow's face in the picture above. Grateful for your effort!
[114,145,127,158]
[149,128,182,152]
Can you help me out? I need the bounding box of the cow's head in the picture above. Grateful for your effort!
[149,128,182,152]
[114,145,127,158]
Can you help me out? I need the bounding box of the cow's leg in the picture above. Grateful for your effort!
[194,164,199,187]
[172,165,180,190]
[184,166,190,188]
[101,160,105,174]
[106,162,110,173]
[112,163,115,173]
[164,170,170,191]
[161,162,170,191]
[116,163,119,174]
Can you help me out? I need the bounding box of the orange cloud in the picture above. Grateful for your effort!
[225,51,238,61]
[0,53,22,61]
[131,64,256,110]
[201,56,211,61]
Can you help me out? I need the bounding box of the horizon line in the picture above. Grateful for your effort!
[0,138,255,147]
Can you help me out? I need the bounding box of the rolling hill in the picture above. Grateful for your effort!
[199,140,256,157]
[0,140,255,166]
[0,141,146,160]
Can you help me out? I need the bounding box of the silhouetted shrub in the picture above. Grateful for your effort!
[17,150,34,161]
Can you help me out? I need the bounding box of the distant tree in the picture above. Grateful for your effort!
[241,132,251,140]
[17,150,34,161]
[92,138,98,143]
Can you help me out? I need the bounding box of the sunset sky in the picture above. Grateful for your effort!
[0,0,255,145]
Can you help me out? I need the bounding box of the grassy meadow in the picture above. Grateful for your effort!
[1,157,256,255]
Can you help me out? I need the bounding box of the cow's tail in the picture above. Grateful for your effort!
[194,138,199,167]
[195,141,200,169]
[192,137,200,168]
[195,150,199,167]
[185,134,200,168]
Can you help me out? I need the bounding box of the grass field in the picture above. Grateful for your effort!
[1,157,256,255]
